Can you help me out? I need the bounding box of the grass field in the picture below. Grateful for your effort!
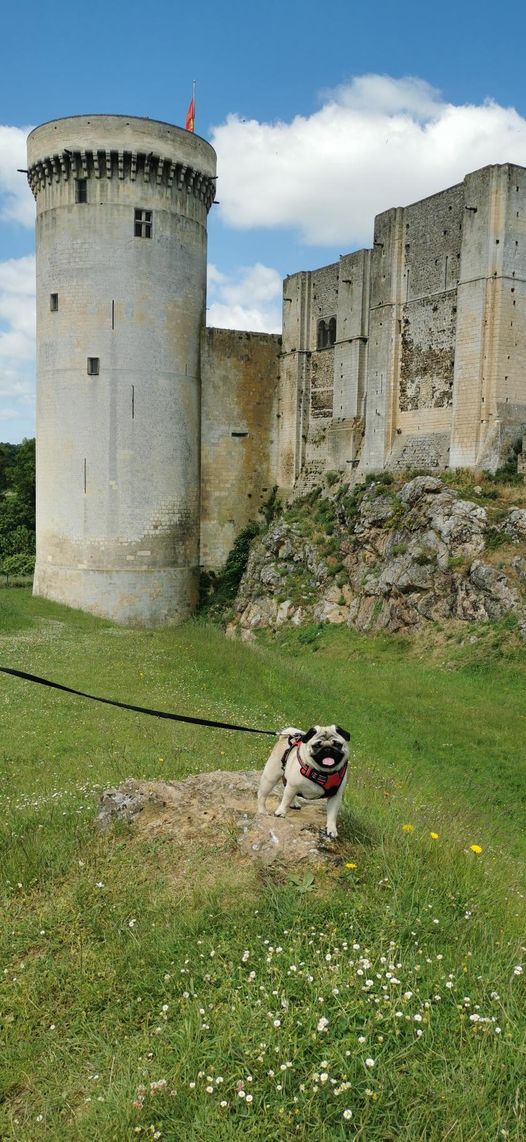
[0,589,525,1140]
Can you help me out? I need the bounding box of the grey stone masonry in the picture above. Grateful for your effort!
[29,116,216,626]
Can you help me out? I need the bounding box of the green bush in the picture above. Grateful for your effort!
[485,526,506,551]
[260,485,280,525]
[199,521,260,616]
[0,552,35,584]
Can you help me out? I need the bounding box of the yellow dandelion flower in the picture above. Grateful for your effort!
[470,844,483,854]
[402,823,414,833]
[345,862,357,869]
[430,832,439,840]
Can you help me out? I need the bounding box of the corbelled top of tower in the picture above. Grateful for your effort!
[27,114,217,210]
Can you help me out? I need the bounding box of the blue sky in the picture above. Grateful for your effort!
[2,0,526,441]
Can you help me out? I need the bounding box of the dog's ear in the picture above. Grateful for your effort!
[301,727,317,743]
[335,724,351,741]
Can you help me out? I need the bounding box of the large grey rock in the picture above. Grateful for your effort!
[314,600,350,624]
[398,475,443,504]
[376,552,436,594]
[263,525,293,555]
[357,491,398,528]
[260,563,281,588]
[455,579,490,622]
[511,555,526,583]
[239,597,278,629]
[468,560,519,619]
[276,599,295,625]
[505,509,526,542]
[96,785,146,829]
[426,496,487,557]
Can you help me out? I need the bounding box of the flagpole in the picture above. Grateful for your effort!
[193,79,196,130]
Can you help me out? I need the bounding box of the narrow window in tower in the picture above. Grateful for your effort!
[50,293,59,311]
[131,385,135,419]
[328,317,337,346]
[83,458,87,494]
[111,300,115,330]
[134,209,152,238]
[87,357,100,376]
[75,179,87,203]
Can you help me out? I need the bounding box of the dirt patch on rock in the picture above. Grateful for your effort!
[96,770,342,868]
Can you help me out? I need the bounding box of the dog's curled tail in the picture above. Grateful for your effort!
[275,726,304,738]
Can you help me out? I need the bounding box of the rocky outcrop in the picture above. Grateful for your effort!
[96,771,340,867]
[228,476,526,639]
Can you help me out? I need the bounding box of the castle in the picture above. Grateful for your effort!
[28,115,526,625]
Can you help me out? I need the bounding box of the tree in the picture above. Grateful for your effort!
[6,438,35,531]
[0,443,17,496]
[0,438,36,565]
[0,552,35,584]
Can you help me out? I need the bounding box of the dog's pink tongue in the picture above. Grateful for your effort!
[321,756,335,767]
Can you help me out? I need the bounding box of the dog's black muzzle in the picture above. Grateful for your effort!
[311,744,344,768]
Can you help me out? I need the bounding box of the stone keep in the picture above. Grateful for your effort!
[28,115,216,625]
[278,164,526,484]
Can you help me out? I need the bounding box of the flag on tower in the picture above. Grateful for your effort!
[185,85,195,132]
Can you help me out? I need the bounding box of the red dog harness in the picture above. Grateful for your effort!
[281,736,347,799]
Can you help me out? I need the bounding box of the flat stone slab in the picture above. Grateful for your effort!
[96,770,340,867]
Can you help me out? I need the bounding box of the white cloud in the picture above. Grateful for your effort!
[211,75,526,246]
[0,255,35,439]
[207,262,282,332]
[0,125,34,227]
[326,75,444,118]
[0,255,35,360]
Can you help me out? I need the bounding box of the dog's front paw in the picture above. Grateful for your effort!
[274,808,287,818]
[322,828,338,841]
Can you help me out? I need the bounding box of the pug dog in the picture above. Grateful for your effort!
[257,724,350,839]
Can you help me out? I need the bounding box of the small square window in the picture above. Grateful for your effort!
[50,293,58,311]
[134,208,152,238]
[75,179,87,203]
[87,357,100,376]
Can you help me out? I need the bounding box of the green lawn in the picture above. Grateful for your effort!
[0,590,524,1140]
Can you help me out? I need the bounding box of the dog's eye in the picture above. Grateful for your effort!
[301,727,317,743]
[335,725,351,741]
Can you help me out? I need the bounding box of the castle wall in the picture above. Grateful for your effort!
[280,254,370,484]
[451,164,526,468]
[276,272,312,488]
[200,328,281,569]
[280,162,526,483]
[362,207,405,471]
[333,250,370,421]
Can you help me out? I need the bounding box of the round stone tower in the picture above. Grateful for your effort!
[27,115,216,625]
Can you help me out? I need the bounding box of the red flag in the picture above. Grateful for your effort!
[185,96,195,132]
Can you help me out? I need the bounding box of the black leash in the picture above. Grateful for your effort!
[0,666,277,736]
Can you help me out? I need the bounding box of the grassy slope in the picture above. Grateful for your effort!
[0,590,525,1141]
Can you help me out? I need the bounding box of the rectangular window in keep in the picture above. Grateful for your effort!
[75,179,87,203]
[134,209,152,238]
[50,293,58,311]
[87,357,100,376]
